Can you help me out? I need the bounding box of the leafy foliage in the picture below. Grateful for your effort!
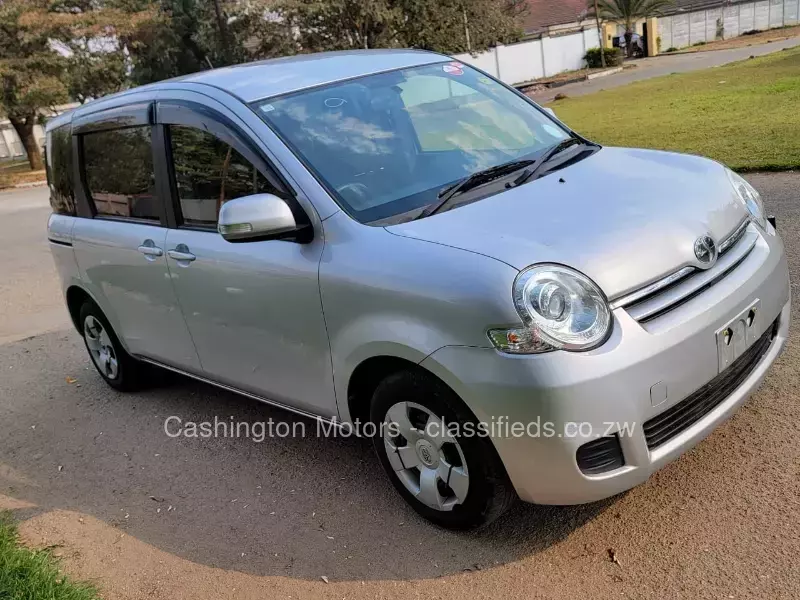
[396,0,526,54]
[1,0,528,171]
[118,0,526,84]
[113,0,297,84]
[0,0,153,168]
[285,0,402,51]
[585,47,623,67]
[589,0,674,32]
[66,43,128,104]
[588,0,672,57]
[0,1,70,140]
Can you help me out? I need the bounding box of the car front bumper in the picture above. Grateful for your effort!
[421,226,790,505]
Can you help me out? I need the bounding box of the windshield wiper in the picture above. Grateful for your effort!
[416,159,535,219]
[505,138,583,190]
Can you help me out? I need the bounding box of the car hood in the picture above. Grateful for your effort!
[386,147,750,300]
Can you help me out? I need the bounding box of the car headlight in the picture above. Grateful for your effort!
[726,168,767,229]
[488,264,612,354]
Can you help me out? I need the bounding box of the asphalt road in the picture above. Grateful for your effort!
[530,36,800,103]
[0,187,70,344]
[0,176,798,598]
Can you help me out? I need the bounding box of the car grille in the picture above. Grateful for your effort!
[610,219,757,323]
[576,434,625,475]
[643,318,778,450]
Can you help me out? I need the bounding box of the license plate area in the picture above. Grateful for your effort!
[716,299,761,372]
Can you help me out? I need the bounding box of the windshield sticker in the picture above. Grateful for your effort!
[443,63,464,76]
[260,104,275,113]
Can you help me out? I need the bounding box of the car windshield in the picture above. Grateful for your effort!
[254,61,572,223]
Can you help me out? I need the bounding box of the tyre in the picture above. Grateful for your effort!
[370,369,516,530]
[79,301,148,392]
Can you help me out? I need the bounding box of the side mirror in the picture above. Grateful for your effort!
[543,107,556,118]
[218,194,301,242]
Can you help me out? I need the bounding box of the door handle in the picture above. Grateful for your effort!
[167,244,196,262]
[138,240,164,259]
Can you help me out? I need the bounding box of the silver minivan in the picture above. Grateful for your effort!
[46,50,790,529]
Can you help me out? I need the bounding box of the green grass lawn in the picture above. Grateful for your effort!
[550,47,800,171]
[0,513,99,600]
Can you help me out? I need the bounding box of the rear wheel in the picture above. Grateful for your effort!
[370,370,516,530]
[79,302,148,392]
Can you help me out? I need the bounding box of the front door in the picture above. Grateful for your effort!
[156,101,336,417]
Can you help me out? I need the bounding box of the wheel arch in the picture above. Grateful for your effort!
[66,285,95,331]
[345,350,485,431]
[346,355,422,426]
[65,285,123,349]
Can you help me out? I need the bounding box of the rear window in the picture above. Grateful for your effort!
[82,126,159,222]
[45,125,76,216]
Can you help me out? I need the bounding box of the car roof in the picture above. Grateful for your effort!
[176,49,449,103]
[48,49,451,131]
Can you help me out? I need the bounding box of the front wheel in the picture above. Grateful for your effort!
[370,370,516,530]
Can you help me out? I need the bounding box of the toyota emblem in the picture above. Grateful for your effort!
[694,235,718,267]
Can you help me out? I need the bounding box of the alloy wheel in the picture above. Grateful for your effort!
[383,401,469,511]
[83,315,119,380]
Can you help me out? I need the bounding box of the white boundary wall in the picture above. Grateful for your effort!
[660,0,800,49]
[453,28,600,86]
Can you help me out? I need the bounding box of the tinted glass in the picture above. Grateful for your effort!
[46,125,76,216]
[256,62,569,223]
[83,126,158,221]
[169,125,277,228]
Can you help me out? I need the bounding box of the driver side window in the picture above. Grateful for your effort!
[168,125,278,228]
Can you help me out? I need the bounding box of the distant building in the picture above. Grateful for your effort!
[0,104,78,163]
[519,0,591,37]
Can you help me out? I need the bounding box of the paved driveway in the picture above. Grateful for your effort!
[0,175,798,598]
[0,187,70,344]
[530,36,800,103]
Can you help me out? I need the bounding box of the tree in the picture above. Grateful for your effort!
[0,1,68,170]
[111,0,528,87]
[116,0,296,85]
[109,0,212,84]
[593,0,606,67]
[590,0,673,57]
[65,42,129,104]
[397,0,525,54]
[0,0,153,170]
[280,0,525,55]
[280,0,402,51]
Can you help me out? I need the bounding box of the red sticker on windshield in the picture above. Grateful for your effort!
[443,63,464,76]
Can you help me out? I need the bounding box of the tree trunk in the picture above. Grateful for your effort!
[182,32,210,69]
[212,0,231,65]
[624,29,634,58]
[462,5,472,54]
[593,0,605,67]
[10,115,43,171]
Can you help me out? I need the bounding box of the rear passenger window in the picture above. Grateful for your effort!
[46,125,76,216]
[83,126,159,221]
[169,125,278,228]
